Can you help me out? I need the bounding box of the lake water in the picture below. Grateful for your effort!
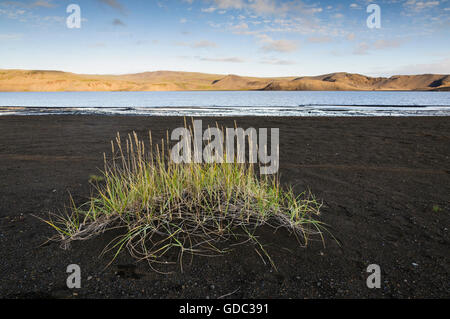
[1,91,450,116]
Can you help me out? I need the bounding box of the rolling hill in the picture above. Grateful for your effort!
[0,69,448,92]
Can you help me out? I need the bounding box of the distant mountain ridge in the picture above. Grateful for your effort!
[264,73,450,91]
[1,69,449,92]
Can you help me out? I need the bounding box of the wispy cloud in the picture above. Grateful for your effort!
[201,7,217,13]
[214,0,245,10]
[373,39,403,50]
[176,40,218,49]
[353,38,405,55]
[89,42,107,48]
[214,0,322,18]
[2,0,57,8]
[230,22,249,33]
[32,0,55,8]
[260,58,295,65]
[353,42,369,55]
[404,0,440,13]
[0,7,27,19]
[0,33,23,40]
[262,39,297,52]
[0,3,65,26]
[384,57,450,75]
[200,56,245,63]
[98,0,126,14]
[307,36,332,43]
[193,40,217,48]
[346,33,355,41]
[258,34,298,52]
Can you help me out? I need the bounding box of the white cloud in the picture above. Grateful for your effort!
[200,56,245,63]
[214,0,321,18]
[193,40,217,48]
[353,42,369,55]
[353,39,404,55]
[404,0,440,12]
[307,36,332,43]
[249,0,287,16]
[386,58,450,75]
[0,33,23,40]
[32,1,55,8]
[309,7,322,13]
[258,34,298,52]
[231,22,249,32]
[97,0,126,15]
[214,0,245,10]
[346,33,355,41]
[201,7,217,13]
[260,58,296,65]
[0,8,27,19]
[0,4,65,26]
[373,39,403,49]
[175,40,218,49]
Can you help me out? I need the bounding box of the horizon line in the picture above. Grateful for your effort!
[1,68,449,79]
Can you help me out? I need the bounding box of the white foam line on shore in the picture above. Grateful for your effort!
[1,106,450,116]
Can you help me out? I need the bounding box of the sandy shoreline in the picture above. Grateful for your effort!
[0,115,449,298]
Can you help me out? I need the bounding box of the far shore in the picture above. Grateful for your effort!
[1,69,449,92]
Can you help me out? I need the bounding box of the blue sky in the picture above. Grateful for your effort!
[0,0,449,76]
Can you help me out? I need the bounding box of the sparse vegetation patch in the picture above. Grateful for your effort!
[44,125,324,271]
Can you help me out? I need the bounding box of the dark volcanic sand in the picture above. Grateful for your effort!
[0,115,448,299]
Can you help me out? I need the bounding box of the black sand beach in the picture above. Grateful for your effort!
[0,115,449,298]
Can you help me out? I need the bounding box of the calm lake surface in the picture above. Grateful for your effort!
[1,91,450,116]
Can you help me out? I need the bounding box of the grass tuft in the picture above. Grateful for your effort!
[44,124,325,271]
[432,205,442,213]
